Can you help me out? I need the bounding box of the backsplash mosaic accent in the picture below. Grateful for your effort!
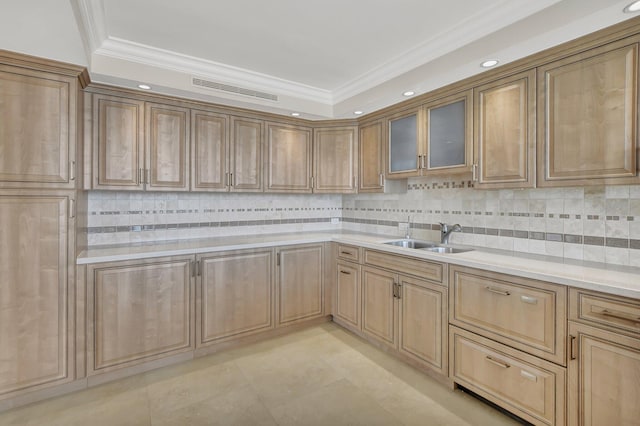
[342,176,640,267]
[87,176,640,267]
[87,191,342,245]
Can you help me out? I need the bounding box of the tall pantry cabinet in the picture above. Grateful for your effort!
[0,50,88,404]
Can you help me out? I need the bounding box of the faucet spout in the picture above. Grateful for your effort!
[439,222,462,244]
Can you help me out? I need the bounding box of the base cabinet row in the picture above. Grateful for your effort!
[83,243,324,376]
[334,248,448,377]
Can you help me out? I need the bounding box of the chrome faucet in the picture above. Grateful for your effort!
[439,222,462,244]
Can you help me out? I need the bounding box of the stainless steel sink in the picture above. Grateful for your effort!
[383,239,439,249]
[422,246,473,254]
[383,239,473,254]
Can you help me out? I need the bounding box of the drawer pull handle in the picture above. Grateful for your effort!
[485,356,510,369]
[485,287,510,296]
[340,270,351,275]
[520,295,538,305]
[520,370,538,382]
[600,309,640,324]
[340,251,354,256]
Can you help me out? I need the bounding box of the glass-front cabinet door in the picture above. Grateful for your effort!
[424,90,473,174]
[387,109,420,178]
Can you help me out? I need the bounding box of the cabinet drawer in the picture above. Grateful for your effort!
[449,265,566,364]
[364,249,444,284]
[570,288,640,338]
[337,244,360,262]
[450,326,566,426]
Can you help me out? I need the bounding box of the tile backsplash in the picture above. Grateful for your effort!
[87,191,343,246]
[342,176,640,267]
[87,176,640,267]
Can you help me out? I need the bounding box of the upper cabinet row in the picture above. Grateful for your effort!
[386,36,639,189]
[85,92,358,193]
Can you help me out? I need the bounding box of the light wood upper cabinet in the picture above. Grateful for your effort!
[568,321,640,426]
[474,70,536,189]
[276,244,324,325]
[359,120,385,192]
[265,122,313,193]
[197,249,273,346]
[230,116,263,192]
[86,256,194,374]
[191,109,228,192]
[387,108,421,178]
[92,94,145,190]
[423,90,473,174]
[0,66,78,189]
[146,103,190,191]
[313,126,358,193]
[0,192,74,396]
[538,38,639,187]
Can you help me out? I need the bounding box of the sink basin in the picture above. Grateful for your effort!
[383,239,438,249]
[422,246,473,254]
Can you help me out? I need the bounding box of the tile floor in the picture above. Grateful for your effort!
[0,323,522,425]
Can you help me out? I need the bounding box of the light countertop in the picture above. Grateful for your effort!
[77,231,640,300]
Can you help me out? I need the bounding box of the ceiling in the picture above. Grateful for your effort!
[4,1,637,119]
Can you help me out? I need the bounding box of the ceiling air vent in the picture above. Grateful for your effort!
[192,77,278,101]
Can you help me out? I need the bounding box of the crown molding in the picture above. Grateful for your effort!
[70,0,108,64]
[332,0,562,103]
[94,37,333,104]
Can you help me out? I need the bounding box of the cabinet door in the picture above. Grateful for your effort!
[92,94,145,190]
[538,39,639,186]
[87,256,194,374]
[230,116,263,192]
[313,126,358,193]
[0,193,73,396]
[0,67,77,188]
[191,109,228,192]
[198,249,273,346]
[398,276,447,375]
[424,90,473,174]
[359,121,385,193]
[335,261,361,330]
[361,266,396,349]
[568,322,640,426]
[146,103,190,191]
[265,122,312,193]
[277,244,324,325]
[474,70,536,188]
[387,109,420,178]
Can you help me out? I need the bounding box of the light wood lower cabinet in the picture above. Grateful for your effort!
[0,192,75,397]
[335,261,361,330]
[451,326,566,426]
[86,256,194,374]
[276,244,324,326]
[361,266,397,349]
[360,262,448,375]
[567,322,640,426]
[449,265,566,365]
[197,249,274,346]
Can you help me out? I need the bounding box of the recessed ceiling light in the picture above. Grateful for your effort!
[403,91,415,97]
[291,112,300,117]
[354,111,363,115]
[623,0,640,12]
[481,59,499,68]
[138,84,152,90]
